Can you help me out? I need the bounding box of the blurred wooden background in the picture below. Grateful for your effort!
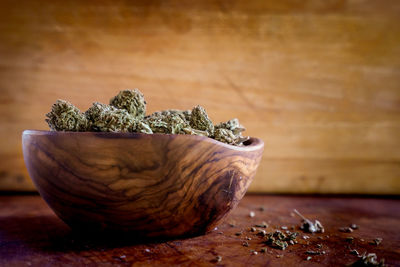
[0,0,399,194]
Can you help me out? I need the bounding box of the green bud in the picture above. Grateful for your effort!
[45,100,88,131]
[109,89,146,119]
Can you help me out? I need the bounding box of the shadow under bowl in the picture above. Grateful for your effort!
[22,130,264,238]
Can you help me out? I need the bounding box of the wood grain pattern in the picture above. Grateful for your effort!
[22,130,263,237]
[1,0,400,193]
[1,194,399,266]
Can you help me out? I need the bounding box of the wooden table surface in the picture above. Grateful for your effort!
[0,194,399,266]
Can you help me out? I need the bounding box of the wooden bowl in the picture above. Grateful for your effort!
[22,130,264,238]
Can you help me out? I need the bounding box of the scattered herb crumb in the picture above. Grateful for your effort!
[350,224,359,230]
[257,230,267,237]
[306,251,321,255]
[214,256,222,263]
[264,230,298,250]
[349,252,386,266]
[306,256,312,261]
[255,222,268,228]
[370,238,382,246]
[293,209,324,233]
[339,227,354,233]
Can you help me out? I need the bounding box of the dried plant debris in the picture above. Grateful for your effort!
[350,224,359,230]
[370,238,382,246]
[306,250,326,255]
[257,230,267,237]
[221,208,389,264]
[213,255,222,263]
[265,230,299,250]
[349,253,387,267]
[46,89,249,146]
[109,89,146,119]
[254,221,268,228]
[46,100,88,131]
[340,227,354,233]
[293,209,324,233]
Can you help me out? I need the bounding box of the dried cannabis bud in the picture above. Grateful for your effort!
[214,128,237,145]
[214,118,249,145]
[190,105,214,136]
[109,89,146,119]
[45,100,88,131]
[145,109,210,136]
[294,209,324,233]
[215,118,245,135]
[135,121,153,134]
[85,102,135,132]
[153,109,191,122]
[46,89,250,146]
[145,113,189,134]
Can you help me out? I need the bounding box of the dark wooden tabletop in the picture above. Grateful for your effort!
[0,194,399,266]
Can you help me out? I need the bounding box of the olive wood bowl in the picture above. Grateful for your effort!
[22,130,264,238]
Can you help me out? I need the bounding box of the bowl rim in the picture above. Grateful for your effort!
[23,130,264,152]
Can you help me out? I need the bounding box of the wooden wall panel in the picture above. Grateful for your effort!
[0,0,399,193]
